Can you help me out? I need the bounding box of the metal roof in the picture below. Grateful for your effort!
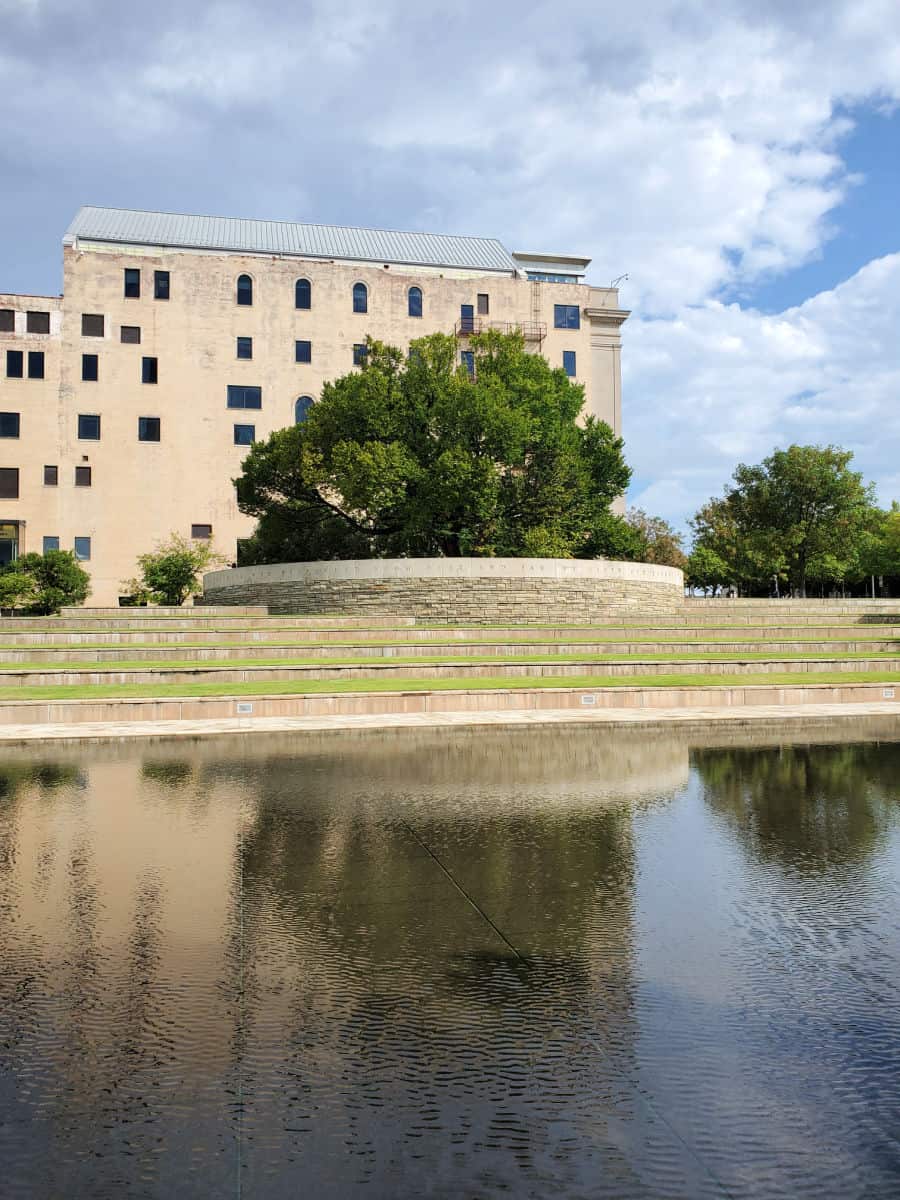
[64,206,520,274]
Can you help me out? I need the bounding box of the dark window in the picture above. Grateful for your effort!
[124,268,141,298]
[477,293,489,316]
[121,325,141,344]
[408,286,423,318]
[0,413,20,438]
[562,350,576,377]
[43,465,58,486]
[0,310,14,333]
[460,303,474,333]
[295,395,313,424]
[82,313,105,337]
[233,423,255,445]
[0,469,19,499]
[78,414,101,440]
[191,524,212,539]
[74,536,91,561]
[236,336,252,360]
[460,350,475,377]
[26,310,50,334]
[6,350,23,378]
[138,417,161,442]
[75,466,92,487]
[554,304,580,329]
[27,351,44,379]
[295,339,311,364]
[352,282,368,313]
[352,343,368,367]
[142,356,158,384]
[43,536,59,554]
[237,274,253,306]
[82,353,99,381]
[154,270,170,300]
[226,385,262,410]
[295,278,311,309]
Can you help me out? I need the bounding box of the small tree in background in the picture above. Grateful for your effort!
[0,550,91,614]
[125,534,225,606]
[623,509,687,569]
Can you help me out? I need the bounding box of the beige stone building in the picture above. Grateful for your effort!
[0,207,629,604]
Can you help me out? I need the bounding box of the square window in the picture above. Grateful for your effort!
[0,468,19,499]
[0,413,20,438]
[78,413,101,440]
[43,536,60,554]
[562,350,576,377]
[27,351,44,379]
[154,270,170,300]
[295,339,311,364]
[82,353,99,381]
[6,350,23,378]
[138,416,161,442]
[121,325,141,344]
[0,309,14,333]
[75,466,92,487]
[26,310,50,334]
[81,313,105,337]
[352,343,368,367]
[44,464,58,486]
[477,293,489,315]
[234,423,255,445]
[237,336,253,360]
[226,385,262,410]
[460,350,475,377]
[124,268,141,298]
[74,536,91,561]
[142,356,158,384]
[191,524,212,539]
[554,304,580,330]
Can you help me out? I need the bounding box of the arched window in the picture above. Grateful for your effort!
[408,286,423,318]
[352,282,368,314]
[236,274,253,306]
[295,395,313,424]
[295,278,311,309]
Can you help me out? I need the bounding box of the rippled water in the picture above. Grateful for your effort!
[1,720,899,1199]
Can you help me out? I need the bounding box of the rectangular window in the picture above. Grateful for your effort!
[124,268,141,298]
[352,343,367,367]
[0,413,20,438]
[141,356,158,384]
[74,536,91,561]
[44,465,58,486]
[121,325,141,344]
[6,350,23,378]
[138,416,161,442]
[26,310,50,334]
[554,304,580,329]
[562,350,577,377]
[236,336,253,360]
[82,353,99,381]
[191,524,212,539]
[477,293,489,316]
[226,385,262,410]
[81,313,105,337]
[154,270,170,300]
[233,424,255,445]
[0,309,14,333]
[27,351,44,379]
[295,340,311,364]
[75,466,92,487]
[43,536,60,554]
[0,469,19,499]
[78,413,101,440]
[460,350,475,377]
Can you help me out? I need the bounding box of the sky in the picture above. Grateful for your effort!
[2,0,899,532]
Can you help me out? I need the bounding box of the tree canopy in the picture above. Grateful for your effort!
[124,533,225,606]
[0,550,91,614]
[236,330,633,562]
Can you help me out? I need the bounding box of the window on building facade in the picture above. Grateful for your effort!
[26,311,50,334]
[138,417,161,442]
[237,336,253,360]
[75,466,92,487]
[233,424,255,445]
[352,282,368,313]
[237,275,253,306]
[121,325,141,344]
[295,340,311,364]
[408,287,423,318]
[154,270,170,300]
[0,310,14,333]
[74,537,91,561]
[78,414,101,440]
[142,357,158,384]
[295,395,313,424]
[477,293,489,316]
[82,313,105,337]
[562,350,576,377]
[43,465,58,486]
[227,385,262,409]
[0,469,19,499]
[460,350,475,377]
[459,303,475,333]
[191,524,212,539]
[352,343,368,367]
[124,268,141,298]
[295,278,311,309]
[82,354,99,382]
[43,536,60,554]
[0,413,20,438]
[553,304,580,329]
[6,350,23,378]
[27,352,44,379]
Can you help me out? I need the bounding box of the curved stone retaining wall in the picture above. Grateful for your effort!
[200,558,684,621]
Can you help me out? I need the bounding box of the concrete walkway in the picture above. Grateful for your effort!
[2,700,898,742]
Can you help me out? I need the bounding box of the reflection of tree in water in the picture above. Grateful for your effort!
[140,759,195,789]
[0,761,84,803]
[694,742,900,871]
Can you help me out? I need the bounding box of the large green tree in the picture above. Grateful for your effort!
[236,330,633,561]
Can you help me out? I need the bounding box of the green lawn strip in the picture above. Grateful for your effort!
[0,669,898,702]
